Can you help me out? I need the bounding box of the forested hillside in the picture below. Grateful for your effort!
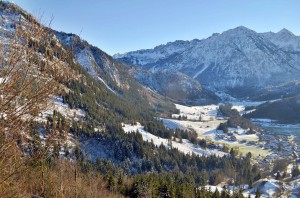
[245,96,300,124]
[0,2,270,198]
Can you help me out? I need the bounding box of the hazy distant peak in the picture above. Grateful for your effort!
[233,25,252,31]
[277,28,295,36]
[222,26,257,36]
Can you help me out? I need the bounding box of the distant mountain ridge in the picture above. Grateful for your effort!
[131,68,219,104]
[54,30,217,104]
[115,26,300,99]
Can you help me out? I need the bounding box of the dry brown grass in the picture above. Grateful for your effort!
[0,151,123,198]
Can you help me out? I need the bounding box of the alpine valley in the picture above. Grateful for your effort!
[0,2,300,198]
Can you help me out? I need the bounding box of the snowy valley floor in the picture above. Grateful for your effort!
[122,101,300,197]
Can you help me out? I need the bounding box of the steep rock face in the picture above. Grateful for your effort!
[116,26,300,98]
[54,31,126,92]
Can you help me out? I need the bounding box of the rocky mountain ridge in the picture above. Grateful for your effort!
[115,26,300,99]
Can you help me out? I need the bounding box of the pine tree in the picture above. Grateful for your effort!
[291,166,300,178]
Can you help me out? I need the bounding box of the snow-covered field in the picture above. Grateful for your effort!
[122,123,226,157]
[172,104,220,121]
[170,104,259,141]
[161,103,270,157]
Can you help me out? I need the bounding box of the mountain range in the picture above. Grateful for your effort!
[115,26,300,100]
[55,24,300,122]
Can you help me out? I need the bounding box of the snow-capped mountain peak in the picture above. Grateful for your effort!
[115,26,300,98]
[277,28,295,36]
[261,28,300,51]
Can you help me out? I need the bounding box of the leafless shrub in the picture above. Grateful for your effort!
[0,14,74,197]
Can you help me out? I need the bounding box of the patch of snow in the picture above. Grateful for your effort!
[123,122,226,157]
[204,185,255,198]
[97,77,117,95]
[193,64,209,79]
[36,95,85,122]
[173,103,220,121]
[231,105,245,113]
[160,118,185,130]
[250,179,283,197]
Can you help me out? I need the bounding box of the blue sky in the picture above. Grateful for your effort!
[12,0,300,55]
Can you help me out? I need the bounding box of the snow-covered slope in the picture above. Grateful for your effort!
[122,122,226,156]
[261,29,300,67]
[261,29,300,53]
[54,31,127,93]
[54,31,178,113]
[115,26,300,98]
